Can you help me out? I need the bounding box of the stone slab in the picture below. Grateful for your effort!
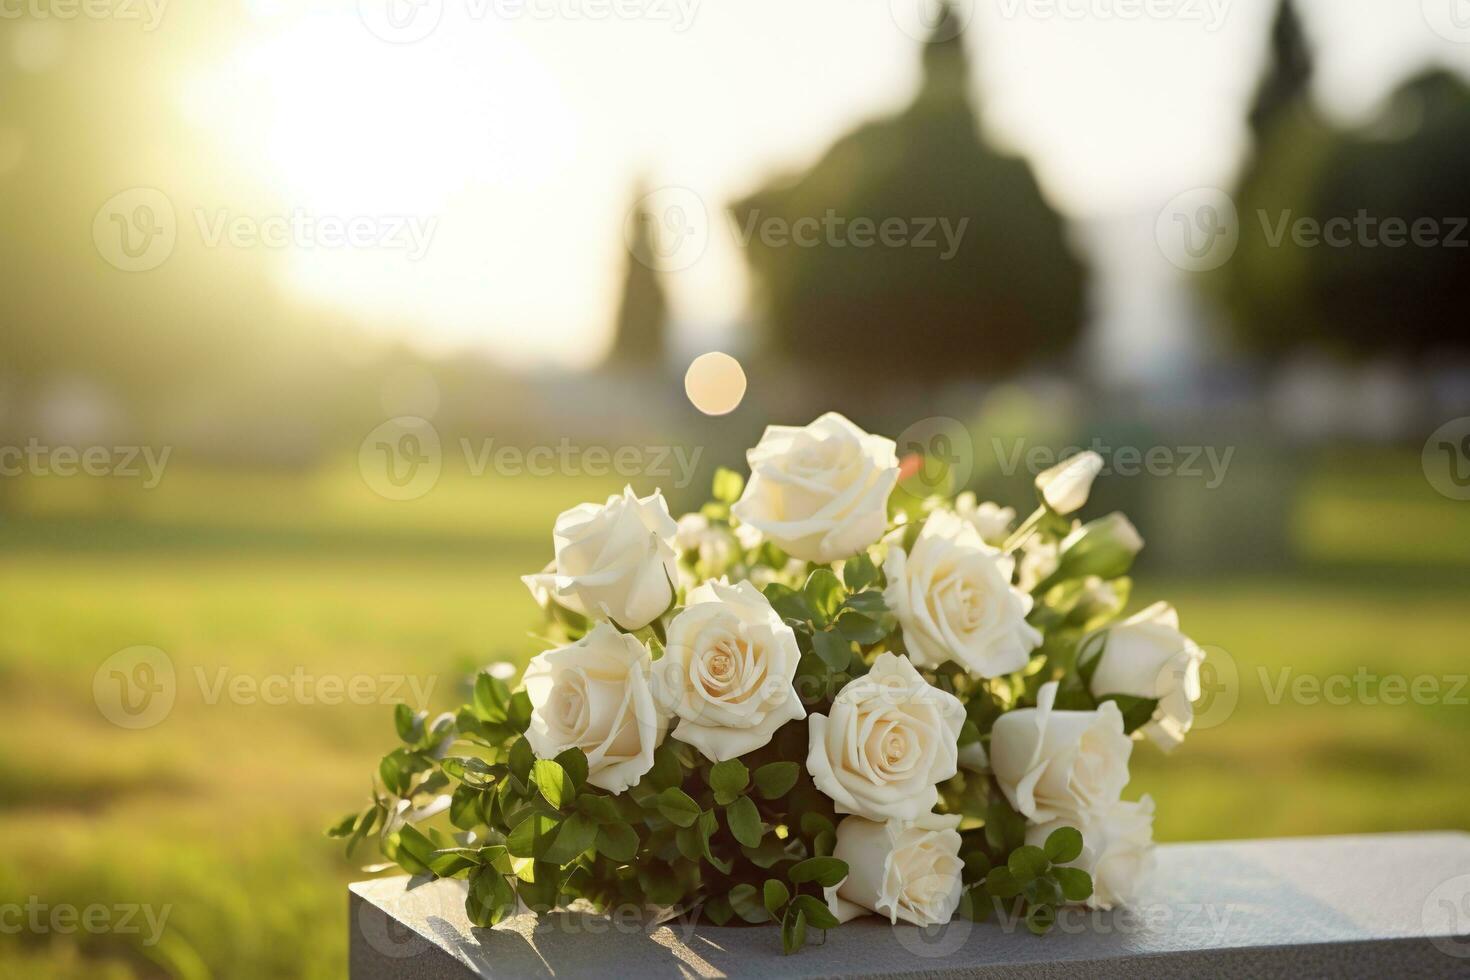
[350,831,1470,978]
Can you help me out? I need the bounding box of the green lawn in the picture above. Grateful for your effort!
[1,450,1467,978]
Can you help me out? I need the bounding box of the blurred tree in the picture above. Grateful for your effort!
[1214,0,1470,361]
[1247,0,1313,139]
[1211,0,1335,354]
[1307,70,1470,359]
[605,182,669,368]
[731,2,1085,382]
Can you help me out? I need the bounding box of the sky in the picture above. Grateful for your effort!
[185,0,1470,369]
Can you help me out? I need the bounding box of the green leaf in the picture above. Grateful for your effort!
[781,907,808,955]
[594,822,639,863]
[704,895,734,926]
[1053,866,1093,902]
[709,758,749,805]
[984,800,1026,852]
[531,760,574,810]
[1101,693,1161,735]
[762,583,812,623]
[842,552,878,592]
[811,630,852,671]
[576,794,620,824]
[985,866,1021,899]
[553,748,589,791]
[656,787,701,828]
[834,611,887,646]
[1007,845,1049,883]
[428,847,482,878]
[326,811,359,838]
[509,737,534,785]
[763,879,790,917]
[508,690,533,732]
[725,795,763,848]
[442,755,499,789]
[753,761,800,800]
[394,703,418,742]
[842,588,888,616]
[1026,903,1056,936]
[712,467,745,504]
[1044,826,1084,864]
[465,867,517,927]
[516,865,560,913]
[1025,875,1064,908]
[541,812,598,866]
[790,894,840,930]
[506,812,560,859]
[803,569,845,627]
[474,673,512,721]
[962,849,992,880]
[728,883,771,924]
[647,742,684,791]
[788,856,847,888]
[799,812,834,839]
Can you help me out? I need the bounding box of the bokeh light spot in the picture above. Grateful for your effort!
[685,352,747,416]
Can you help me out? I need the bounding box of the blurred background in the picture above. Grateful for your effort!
[3,0,1470,975]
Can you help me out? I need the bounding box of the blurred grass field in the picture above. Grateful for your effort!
[2,448,1469,978]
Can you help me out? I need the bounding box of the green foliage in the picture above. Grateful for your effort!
[729,4,1086,383]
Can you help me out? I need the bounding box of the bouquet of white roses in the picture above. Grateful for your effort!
[331,413,1205,951]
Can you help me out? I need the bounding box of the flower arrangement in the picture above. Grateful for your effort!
[331,413,1205,951]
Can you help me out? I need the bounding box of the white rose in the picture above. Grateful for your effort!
[953,492,1015,546]
[1080,602,1205,752]
[884,510,1042,678]
[825,814,964,926]
[653,580,806,762]
[521,623,670,794]
[731,412,899,564]
[1035,450,1104,515]
[807,652,966,822]
[522,486,678,631]
[989,681,1132,823]
[1027,796,1155,910]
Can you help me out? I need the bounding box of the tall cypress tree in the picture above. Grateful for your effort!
[606,182,670,369]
